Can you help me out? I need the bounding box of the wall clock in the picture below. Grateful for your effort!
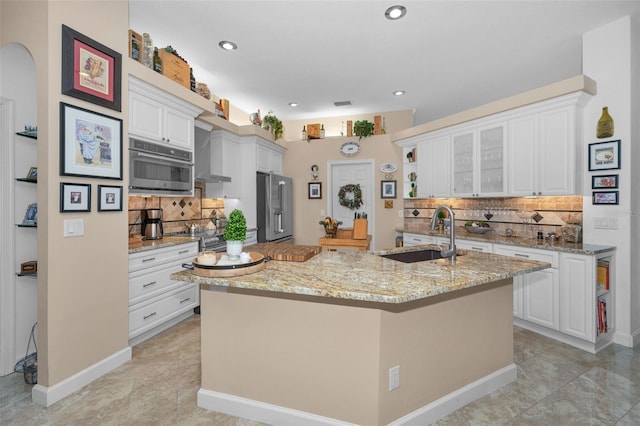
[340,142,360,157]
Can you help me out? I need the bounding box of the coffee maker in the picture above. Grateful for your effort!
[142,208,163,240]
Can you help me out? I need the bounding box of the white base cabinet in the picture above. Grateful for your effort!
[128,242,199,346]
[494,245,559,330]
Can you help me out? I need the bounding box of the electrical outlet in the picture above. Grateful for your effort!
[320,209,326,216]
[389,365,400,391]
[398,209,404,218]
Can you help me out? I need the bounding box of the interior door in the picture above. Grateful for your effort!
[330,161,374,242]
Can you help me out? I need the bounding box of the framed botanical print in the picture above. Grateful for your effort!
[61,24,122,111]
[308,182,322,199]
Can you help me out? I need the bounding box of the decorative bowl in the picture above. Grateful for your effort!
[464,225,492,234]
[196,251,217,266]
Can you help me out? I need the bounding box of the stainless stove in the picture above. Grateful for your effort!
[166,230,227,252]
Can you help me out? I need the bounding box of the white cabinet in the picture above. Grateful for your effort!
[402,232,436,247]
[204,130,241,199]
[256,140,284,174]
[417,136,450,198]
[455,238,492,253]
[128,241,199,345]
[129,77,202,150]
[494,245,559,330]
[508,99,581,196]
[559,251,615,350]
[452,123,506,198]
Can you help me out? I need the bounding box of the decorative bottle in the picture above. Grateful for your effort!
[142,33,153,68]
[302,126,307,141]
[130,33,140,61]
[152,47,162,73]
[190,68,196,92]
[320,124,325,139]
[597,107,614,138]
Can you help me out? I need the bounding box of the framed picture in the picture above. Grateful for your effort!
[61,24,122,111]
[60,182,91,212]
[22,203,38,225]
[308,182,322,199]
[592,174,618,189]
[60,102,123,179]
[98,185,123,211]
[381,180,397,199]
[588,139,621,171]
[593,191,619,205]
[26,167,38,181]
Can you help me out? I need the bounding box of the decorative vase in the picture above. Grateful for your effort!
[226,240,244,261]
[597,106,614,138]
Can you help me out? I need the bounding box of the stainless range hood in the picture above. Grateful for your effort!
[194,123,232,183]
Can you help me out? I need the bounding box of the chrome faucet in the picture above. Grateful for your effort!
[431,205,456,262]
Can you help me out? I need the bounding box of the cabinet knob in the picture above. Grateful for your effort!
[538,192,542,195]
[162,137,166,141]
[532,192,536,196]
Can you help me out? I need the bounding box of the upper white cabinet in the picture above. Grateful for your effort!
[417,136,451,198]
[256,139,284,175]
[452,123,506,198]
[129,77,203,150]
[508,96,582,196]
[204,130,241,199]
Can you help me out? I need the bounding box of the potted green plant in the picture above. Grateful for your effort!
[353,120,374,140]
[224,209,247,260]
[262,110,284,140]
[437,210,447,233]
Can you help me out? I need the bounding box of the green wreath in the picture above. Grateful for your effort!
[338,184,363,210]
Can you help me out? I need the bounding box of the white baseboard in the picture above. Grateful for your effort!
[32,346,131,407]
[197,364,517,426]
[388,364,517,425]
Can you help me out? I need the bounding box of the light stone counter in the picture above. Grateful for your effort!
[128,236,196,254]
[171,246,549,304]
[405,227,615,255]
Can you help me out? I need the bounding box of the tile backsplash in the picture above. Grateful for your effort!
[404,196,582,239]
[128,182,224,236]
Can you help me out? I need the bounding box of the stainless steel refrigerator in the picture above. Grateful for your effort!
[256,172,294,243]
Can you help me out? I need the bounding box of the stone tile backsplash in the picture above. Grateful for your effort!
[404,196,583,239]
[128,182,224,236]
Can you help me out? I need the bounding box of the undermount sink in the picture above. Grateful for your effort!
[380,249,463,263]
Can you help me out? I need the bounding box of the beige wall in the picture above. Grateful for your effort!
[282,110,413,249]
[201,279,513,425]
[2,0,130,387]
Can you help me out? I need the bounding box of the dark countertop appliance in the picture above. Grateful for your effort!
[256,172,294,244]
[142,208,163,240]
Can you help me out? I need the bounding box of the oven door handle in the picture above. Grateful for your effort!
[132,150,194,166]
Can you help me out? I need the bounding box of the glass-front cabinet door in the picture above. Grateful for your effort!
[452,124,506,197]
[478,124,506,196]
[452,132,474,197]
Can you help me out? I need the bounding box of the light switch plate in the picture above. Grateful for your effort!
[64,218,84,237]
[594,217,618,230]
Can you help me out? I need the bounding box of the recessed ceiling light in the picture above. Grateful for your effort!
[218,40,237,51]
[289,102,299,107]
[385,5,407,20]
[393,90,405,96]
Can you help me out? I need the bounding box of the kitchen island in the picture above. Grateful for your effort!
[171,247,549,425]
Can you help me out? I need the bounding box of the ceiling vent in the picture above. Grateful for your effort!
[333,100,352,107]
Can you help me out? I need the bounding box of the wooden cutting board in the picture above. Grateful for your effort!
[250,243,321,262]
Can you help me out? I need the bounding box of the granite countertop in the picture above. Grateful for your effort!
[171,246,549,304]
[403,227,615,255]
[128,236,197,254]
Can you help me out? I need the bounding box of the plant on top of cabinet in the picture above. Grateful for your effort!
[353,120,375,140]
[261,110,283,140]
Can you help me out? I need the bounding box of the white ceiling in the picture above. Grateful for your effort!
[129,0,640,126]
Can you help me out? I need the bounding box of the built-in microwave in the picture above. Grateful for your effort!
[129,138,193,196]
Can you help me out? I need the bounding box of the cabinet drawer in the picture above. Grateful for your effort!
[494,245,558,268]
[456,239,493,253]
[403,233,436,246]
[129,260,189,305]
[129,284,198,338]
[129,242,198,272]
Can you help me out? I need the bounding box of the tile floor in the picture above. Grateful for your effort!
[1,316,639,425]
